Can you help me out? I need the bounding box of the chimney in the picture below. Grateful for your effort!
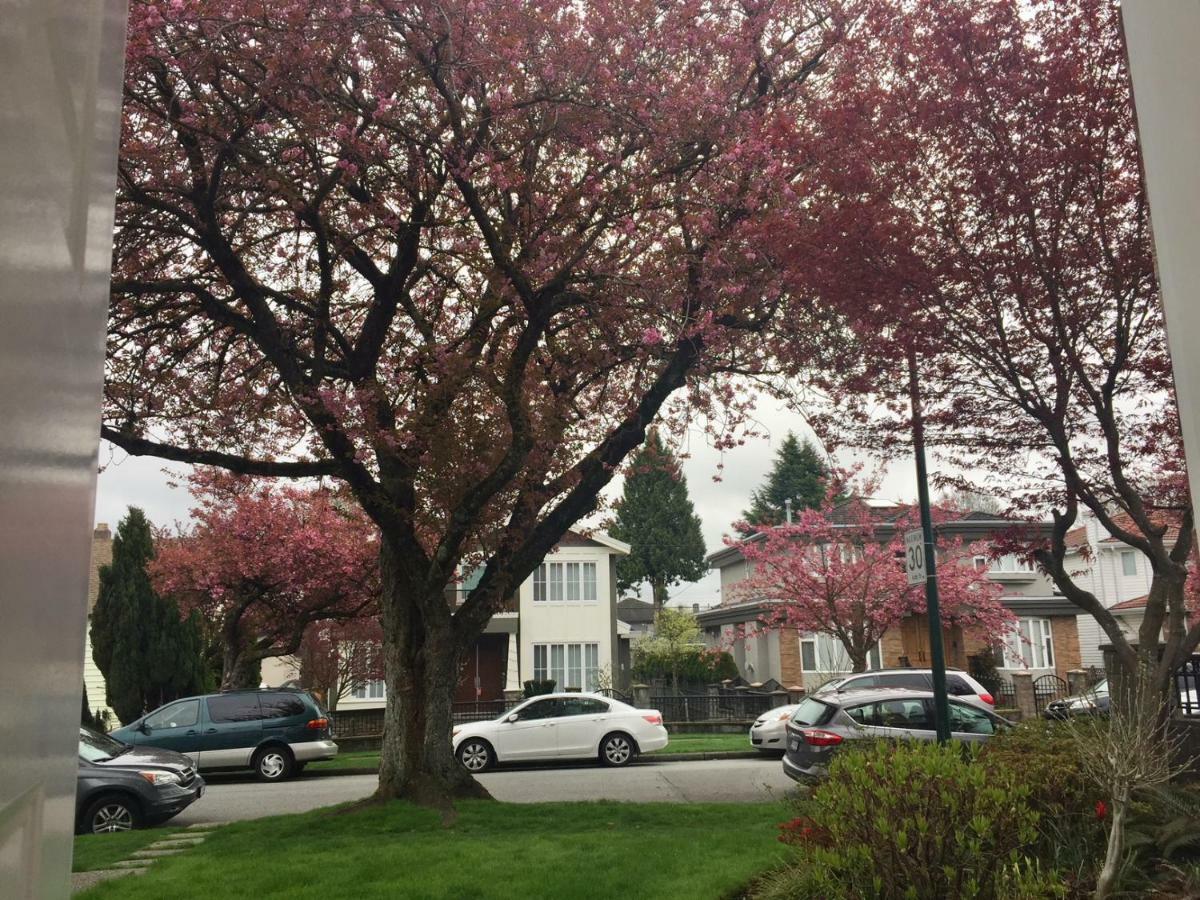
[94,523,111,540]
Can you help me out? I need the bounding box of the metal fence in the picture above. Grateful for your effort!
[1177,656,1200,717]
[1033,674,1069,714]
[650,691,777,722]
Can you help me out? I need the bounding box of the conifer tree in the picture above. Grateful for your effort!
[742,432,829,529]
[610,431,707,611]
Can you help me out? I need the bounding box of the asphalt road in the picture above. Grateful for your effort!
[171,757,795,826]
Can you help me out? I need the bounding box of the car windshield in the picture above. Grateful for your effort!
[790,696,834,726]
[1091,680,1109,696]
[78,727,128,763]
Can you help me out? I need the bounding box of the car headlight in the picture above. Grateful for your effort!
[138,771,181,786]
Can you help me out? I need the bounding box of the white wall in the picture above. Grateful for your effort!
[519,545,619,687]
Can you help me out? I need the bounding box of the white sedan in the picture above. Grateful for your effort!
[749,704,800,754]
[452,692,668,771]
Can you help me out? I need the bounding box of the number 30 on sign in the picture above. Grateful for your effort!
[905,530,926,586]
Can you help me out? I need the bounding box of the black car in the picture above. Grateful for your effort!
[77,726,205,834]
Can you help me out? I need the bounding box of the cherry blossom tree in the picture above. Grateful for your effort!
[793,0,1198,700]
[295,618,385,712]
[730,476,1012,673]
[151,472,380,689]
[105,0,848,803]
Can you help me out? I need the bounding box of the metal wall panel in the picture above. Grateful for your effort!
[0,0,128,896]
[1122,1,1200,523]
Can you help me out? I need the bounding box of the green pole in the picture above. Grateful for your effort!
[907,349,951,744]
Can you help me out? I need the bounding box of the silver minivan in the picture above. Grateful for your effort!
[781,688,1012,782]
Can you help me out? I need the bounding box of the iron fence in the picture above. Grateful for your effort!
[1033,674,1069,714]
[1177,656,1200,717]
[452,699,515,723]
[650,691,776,722]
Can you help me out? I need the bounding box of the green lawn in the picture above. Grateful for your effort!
[309,732,755,772]
[73,828,169,872]
[77,800,789,899]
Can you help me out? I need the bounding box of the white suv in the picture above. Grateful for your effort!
[811,669,995,710]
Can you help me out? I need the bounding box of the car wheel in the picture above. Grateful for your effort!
[599,732,636,767]
[456,738,494,773]
[82,794,140,834]
[253,745,295,782]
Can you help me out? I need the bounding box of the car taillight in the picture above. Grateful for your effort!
[642,713,662,725]
[306,718,329,730]
[979,693,994,706]
[801,729,843,747]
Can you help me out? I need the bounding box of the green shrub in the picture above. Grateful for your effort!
[630,645,737,687]
[522,679,555,697]
[782,740,1040,900]
[980,719,1097,818]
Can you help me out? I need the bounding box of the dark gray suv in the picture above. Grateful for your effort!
[782,688,1012,782]
[77,726,205,833]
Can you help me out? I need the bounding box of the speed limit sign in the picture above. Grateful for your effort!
[905,530,926,585]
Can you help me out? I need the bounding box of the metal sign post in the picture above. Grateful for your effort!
[907,349,952,743]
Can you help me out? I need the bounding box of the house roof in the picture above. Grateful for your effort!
[1064,526,1089,551]
[1110,594,1148,611]
[616,597,656,625]
[560,529,631,555]
[1097,512,1183,547]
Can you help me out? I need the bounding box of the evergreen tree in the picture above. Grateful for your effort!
[610,431,707,610]
[742,432,829,529]
[90,508,207,724]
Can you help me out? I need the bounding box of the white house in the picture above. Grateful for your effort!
[83,524,114,723]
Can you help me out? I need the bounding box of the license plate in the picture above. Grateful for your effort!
[789,739,800,751]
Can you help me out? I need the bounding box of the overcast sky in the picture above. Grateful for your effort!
[94,393,926,611]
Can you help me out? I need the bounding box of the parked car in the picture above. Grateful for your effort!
[1044,679,1110,719]
[811,668,996,709]
[110,689,336,781]
[781,688,1012,782]
[451,692,668,771]
[749,704,799,754]
[77,726,205,834]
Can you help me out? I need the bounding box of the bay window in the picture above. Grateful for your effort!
[532,562,598,602]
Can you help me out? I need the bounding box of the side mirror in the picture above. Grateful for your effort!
[505,713,519,723]
[139,721,151,734]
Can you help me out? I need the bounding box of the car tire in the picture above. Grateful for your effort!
[80,794,141,834]
[599,732,636,767]
[456,738,494,773]
[253,745,295,782]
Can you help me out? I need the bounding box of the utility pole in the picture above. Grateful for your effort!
[907,348,952,743]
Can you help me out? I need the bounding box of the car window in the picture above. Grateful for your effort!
[945,674,974,696]
[79,728,127,762]
[145,699,200,729]
[844,703,876,726]
[560,697,609,716]
[948,701,995,735]
[790,697,835,727]
[877,673,931,690]
[875,698,933,731]
[842,675,878,690]
[259,692,307,720]
[517,698,562,720]
[206,694,262,723]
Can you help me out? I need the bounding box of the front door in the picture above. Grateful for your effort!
[136,699,203,761]
[554,696,611,758]
[491,697,560,761]
[198,694,263,769]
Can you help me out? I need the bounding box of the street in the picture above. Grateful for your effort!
[172,757,795,826]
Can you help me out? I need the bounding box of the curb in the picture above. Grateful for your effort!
[304,750,768,778]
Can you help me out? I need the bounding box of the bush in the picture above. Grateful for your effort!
[767,740,1040,900]
[630,645,737,687]
[980,719,1098,819]
[522,679,556,697]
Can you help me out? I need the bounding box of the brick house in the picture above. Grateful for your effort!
[698,504,1082,691]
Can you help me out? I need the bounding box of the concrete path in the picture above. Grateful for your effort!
[71,824,217,895]
[169,757,795,827]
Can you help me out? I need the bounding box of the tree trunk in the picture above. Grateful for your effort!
[1095,791,1128,900]
[221,650,260,690]
[651,579,669,612]
[375,537,490,808]
[849,649,869,674]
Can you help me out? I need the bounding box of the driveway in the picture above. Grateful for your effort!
[172,757,794,826]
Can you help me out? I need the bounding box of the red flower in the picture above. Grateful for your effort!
[1095,800,1108,820]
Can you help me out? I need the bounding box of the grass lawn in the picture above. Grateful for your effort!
[309,732,755,772]
[77,800,789,899]
[73,828,169,872]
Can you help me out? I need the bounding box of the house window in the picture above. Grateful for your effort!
[799,635,881,673]
[989,554,1033,573]
[1001,618,1054,670]
[352,680,385,700]
[533,642,601,690]
[1120,551,1138,577]
[532,562,597,602]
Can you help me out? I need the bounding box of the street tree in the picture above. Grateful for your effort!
[105,0,846,805]
[800,0,1198,701]
[742,432,829,529]
[610,430,707,611]
[638,607,704,694]
[151,473,380,690]
[90,508,207,724]
[730,475,1012,673]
